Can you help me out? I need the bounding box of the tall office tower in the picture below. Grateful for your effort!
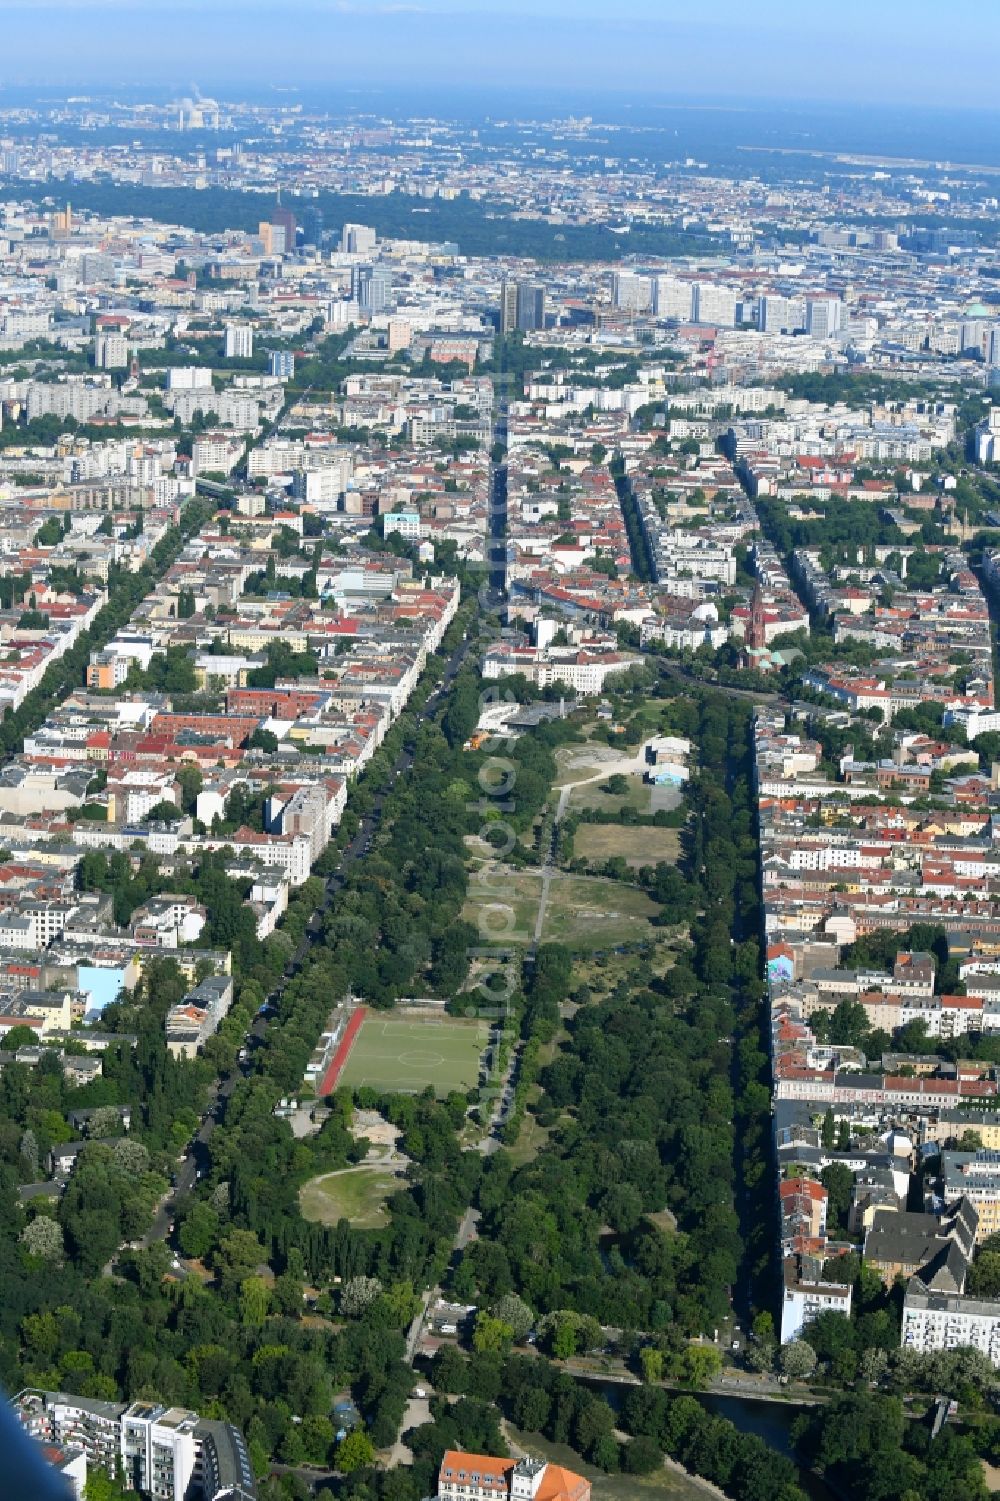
[271,204,297,252]
[516,282,546,332]
[612,270,653,313]
[257,221,285,257]
[301,205,324,247]
[652,274,694,321]
[500,277,519,334]
[987,326,1000,367]
[961,320,989,356]
[341,223,377,255]
[354,266,392,316]
[224,324,254,359]
[804,296,843,340]
[692,282,737,327]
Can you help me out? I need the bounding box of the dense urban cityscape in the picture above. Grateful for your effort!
[7,38,1000,1501]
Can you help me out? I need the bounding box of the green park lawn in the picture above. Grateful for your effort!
[298,1166,404,1229]
[464,865,658,950]
[566,777,652,816]
[462,866,543,944]
[572,823,681,869]
[541,873,659,949]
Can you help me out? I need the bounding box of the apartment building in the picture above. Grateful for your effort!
[780,1257,853,1344]
[940,1152,1000,1243]
[190,434,244,475]
[224,324,253,359]
[164,975,234,1061]
[15,1391,255,1501]
[482,641,641,695]
[130,895,206,949]
[902,1284,1000,1365]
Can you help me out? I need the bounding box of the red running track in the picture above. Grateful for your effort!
[318,1006,367,1096]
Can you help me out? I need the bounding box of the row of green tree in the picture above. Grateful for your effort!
[454,695,764,1344]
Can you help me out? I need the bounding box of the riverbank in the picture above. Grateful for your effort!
[506,1423,720,1501]
[563,1373,838,1501]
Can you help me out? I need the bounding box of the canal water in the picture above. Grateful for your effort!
[699,1394,838,1501]
[581,1378,840,1501]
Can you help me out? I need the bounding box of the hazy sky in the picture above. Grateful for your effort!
[0,0,995,105]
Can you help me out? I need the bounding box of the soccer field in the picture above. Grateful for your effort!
[337,1014,489,1095]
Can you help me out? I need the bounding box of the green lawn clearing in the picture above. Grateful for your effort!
[298,1166,404,1228]
[465,865,660,951]
[462,866,543,944]
[573,823,681,868]
[541,873,660,949]
[566,777,652,816]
